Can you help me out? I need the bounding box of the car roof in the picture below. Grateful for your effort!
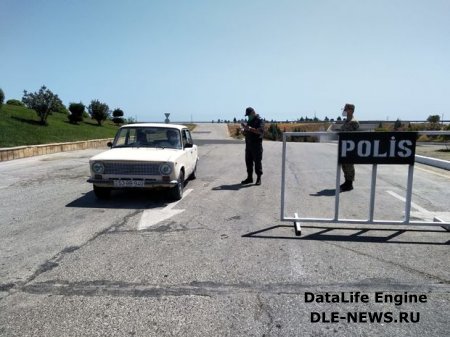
[120,123,189,131]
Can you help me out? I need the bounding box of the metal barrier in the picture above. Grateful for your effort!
[280,131,450,236]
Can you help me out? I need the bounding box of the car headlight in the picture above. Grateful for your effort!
[92,162,105,174]
[159,163,172,175]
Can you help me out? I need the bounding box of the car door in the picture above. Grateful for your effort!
[182,129,197,175]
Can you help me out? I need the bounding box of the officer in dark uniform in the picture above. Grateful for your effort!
[241,107,264,185]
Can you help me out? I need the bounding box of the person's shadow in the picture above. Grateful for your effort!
[212,183,253,191]
[310,188,337,197]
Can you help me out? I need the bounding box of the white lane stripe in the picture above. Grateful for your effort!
[386,190,430,214]
[138,189,193,230]
[415,166,450,179]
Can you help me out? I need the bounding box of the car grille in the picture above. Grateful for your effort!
[104,162,160,176]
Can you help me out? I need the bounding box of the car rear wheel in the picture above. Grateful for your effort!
[170,171,184,201]
[94,185,111,199]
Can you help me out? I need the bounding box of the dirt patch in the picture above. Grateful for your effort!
[415,144,450,161]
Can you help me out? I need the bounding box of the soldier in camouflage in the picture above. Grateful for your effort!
[340,103,359,191]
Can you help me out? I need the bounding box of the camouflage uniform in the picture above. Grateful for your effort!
[340,116,360,181]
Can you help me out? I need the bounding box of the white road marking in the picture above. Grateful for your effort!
[386,190,450,223]
[138,189,193,230]
[386,190,430,213]
[415,166,450,179]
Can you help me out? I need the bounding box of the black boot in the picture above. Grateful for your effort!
[255,176,261,185]
[241,176,253,184]
[340,180,353,192]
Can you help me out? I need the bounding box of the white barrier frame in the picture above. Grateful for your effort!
[280,131,450,235]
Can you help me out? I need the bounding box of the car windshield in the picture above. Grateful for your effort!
[112,127,182,149]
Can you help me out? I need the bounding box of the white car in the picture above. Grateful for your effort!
[88,123,198,200]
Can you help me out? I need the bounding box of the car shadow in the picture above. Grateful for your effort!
[242,225,450,246]
[66,189,176,209]
[212,183,254,191]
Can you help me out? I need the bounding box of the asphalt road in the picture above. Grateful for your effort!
[0,123,449,337]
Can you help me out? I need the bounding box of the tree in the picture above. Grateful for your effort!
[88,100,110,125]
[68,102,85,124]
[0,88,4,109]
[126,116,137,124]
[394,118,402,130]
[52,99,68,114]
[22,86,63,125]
[266,123,282,141]
[427,115,440,124]
[112,108,124,125]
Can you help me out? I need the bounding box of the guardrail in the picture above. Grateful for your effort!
[280,131,450,236]
[0,139,114,162]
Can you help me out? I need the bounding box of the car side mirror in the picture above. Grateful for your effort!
[107,142,113,148]
[184,143,193,149]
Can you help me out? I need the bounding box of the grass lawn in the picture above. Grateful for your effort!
[0,104,197,148]
[0,104,121,147]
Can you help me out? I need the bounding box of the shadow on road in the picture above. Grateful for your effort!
[310,188,337,197]
[212,183,254,191]
[66,190,173,209]
[242,225,450,245]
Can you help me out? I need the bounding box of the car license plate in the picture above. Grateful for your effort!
[113,180,144,188]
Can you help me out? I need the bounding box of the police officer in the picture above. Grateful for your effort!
[241,107,264,185]
[340,103,360,191]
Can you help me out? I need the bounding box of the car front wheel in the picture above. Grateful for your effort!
[170,171,184,200]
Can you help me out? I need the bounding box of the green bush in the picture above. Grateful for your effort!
[264,123,282,141]
[6,99,24,106]
[112,108,124,117]
[112,117,124,125]
[112,108,124,125]
[68,102,85,124]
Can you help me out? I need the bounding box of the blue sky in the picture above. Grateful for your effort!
[1,0,449,122]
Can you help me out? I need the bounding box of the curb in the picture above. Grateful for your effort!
[0,139,113,162]
[415,155,450,171]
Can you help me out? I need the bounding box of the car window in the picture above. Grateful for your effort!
[115,128,136,146]
[182,129,193,147]
[182,130,188,146]
[113,127,182,149]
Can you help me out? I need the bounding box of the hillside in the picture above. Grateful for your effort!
[0,104,119,148]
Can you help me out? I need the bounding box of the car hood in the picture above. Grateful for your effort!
[90,147,182,163]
